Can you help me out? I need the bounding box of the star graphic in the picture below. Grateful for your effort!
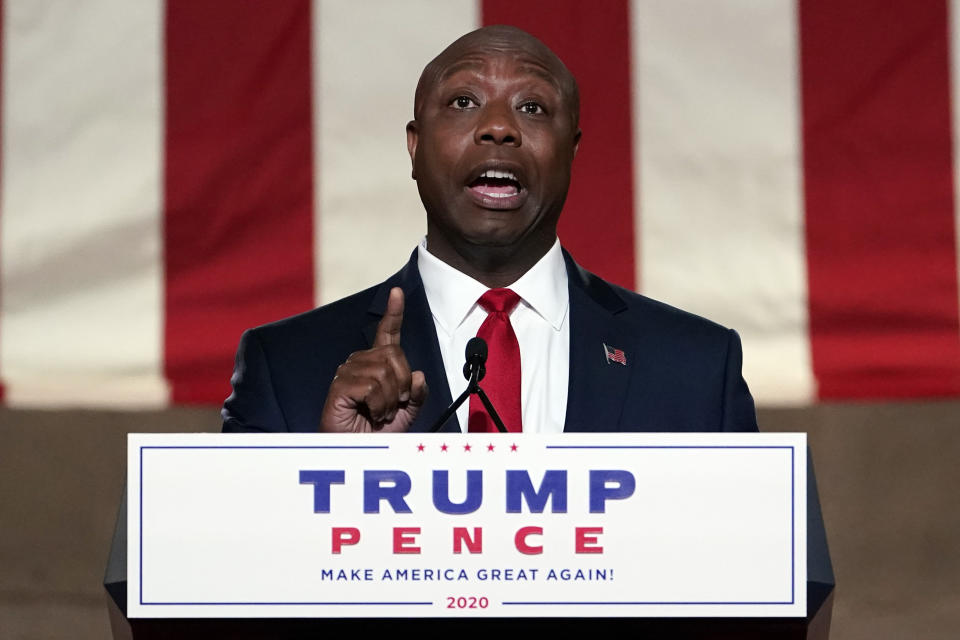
[417,443,425,452]
[487,443,495,452]
[440,443,448,452]
[510,443,518,452]
[464,444,472,452]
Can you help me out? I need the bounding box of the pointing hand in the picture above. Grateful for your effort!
[319,287,429,432]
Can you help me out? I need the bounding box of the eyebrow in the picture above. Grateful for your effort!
[437,56,564,94]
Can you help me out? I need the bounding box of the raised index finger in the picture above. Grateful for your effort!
[373,287,404,347]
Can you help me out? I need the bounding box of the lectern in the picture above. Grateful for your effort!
[105,435,834,639]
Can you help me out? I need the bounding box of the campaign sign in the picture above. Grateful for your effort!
[127,432,806,618]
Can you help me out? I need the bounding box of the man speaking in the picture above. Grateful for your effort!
[222,25,758,435]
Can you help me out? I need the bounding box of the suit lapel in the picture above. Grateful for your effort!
[563,253,634,433]
[362,252,458,433]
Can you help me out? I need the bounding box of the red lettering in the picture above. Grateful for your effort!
[393,527,421,554]
[331,527,360,553]
[514,526,543,554]
[575,526,604,553]
[452,527,483,554]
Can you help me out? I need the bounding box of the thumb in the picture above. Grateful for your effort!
[408,371,428,408]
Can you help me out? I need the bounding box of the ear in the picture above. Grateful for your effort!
[572,128,582,157]
[406,120,419,180]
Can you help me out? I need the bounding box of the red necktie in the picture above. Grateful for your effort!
[469,288,522,433]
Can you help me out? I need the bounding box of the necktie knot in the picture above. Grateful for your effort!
[478,288,521,315]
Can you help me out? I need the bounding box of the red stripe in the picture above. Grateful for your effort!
[164,2,315,404]
[800,0,960,398]
[481,0,636,290]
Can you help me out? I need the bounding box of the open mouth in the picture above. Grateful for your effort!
[468,169,523,199]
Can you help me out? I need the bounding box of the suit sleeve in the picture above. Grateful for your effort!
[721,329,759,432]
[221,329,290,432]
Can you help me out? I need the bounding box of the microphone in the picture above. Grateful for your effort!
[427,337,506,433]
[463,337,487,382]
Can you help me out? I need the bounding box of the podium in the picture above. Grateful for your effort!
[105,436,834,638]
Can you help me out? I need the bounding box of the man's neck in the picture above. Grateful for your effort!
[424,233,556,289]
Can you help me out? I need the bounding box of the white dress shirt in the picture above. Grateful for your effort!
[417,237,570,433]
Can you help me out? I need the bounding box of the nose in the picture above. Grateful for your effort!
[475,102,521,146]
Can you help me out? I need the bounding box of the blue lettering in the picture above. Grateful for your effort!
[364,470,412,513]
[589,469,636,512]
[506,470,567,513]
[299,470,345,512]
[432,470,483,514]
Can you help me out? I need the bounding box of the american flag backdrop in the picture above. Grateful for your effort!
[1,0,960,409]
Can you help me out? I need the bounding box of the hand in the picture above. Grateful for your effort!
[319,287,428,432]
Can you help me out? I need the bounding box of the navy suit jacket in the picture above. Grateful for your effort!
[222,249,758,433]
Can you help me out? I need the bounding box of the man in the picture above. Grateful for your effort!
[222,25,758,434]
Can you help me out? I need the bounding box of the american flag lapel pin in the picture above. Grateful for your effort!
[603,343,627,365]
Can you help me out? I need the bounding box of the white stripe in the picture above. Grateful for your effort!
[950,0,960,344]
[632,0,814,405]
[1,0,167,407]
[313,0,478,305]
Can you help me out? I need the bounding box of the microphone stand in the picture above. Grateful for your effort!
[428,360,508,434]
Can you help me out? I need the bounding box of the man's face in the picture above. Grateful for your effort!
[407,46,580,263]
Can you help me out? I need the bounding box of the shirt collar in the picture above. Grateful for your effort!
[417,237,569,336]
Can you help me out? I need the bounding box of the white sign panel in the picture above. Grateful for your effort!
[127,432,806,618]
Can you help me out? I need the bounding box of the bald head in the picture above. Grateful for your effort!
[414,25,580,130]
[406,25,582,285]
